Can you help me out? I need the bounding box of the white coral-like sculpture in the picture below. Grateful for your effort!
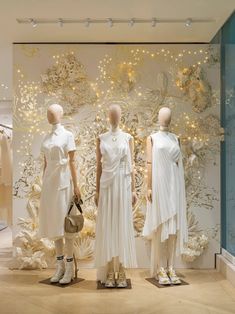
[182,211,209,262]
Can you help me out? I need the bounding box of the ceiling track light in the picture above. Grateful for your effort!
[129,18,135,27]
[18,17,214,27]
[29,18,37,28]
[85,18,90,27]
[151,18,157,27]
[107,18,113,27]
[185,18,192,27]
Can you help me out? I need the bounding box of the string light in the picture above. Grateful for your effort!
[129,18,135,27]
[107,18,113,27]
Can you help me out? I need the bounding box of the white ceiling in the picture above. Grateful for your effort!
[0,0,234,101]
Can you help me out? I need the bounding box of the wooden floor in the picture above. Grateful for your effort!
[1,227,235,314]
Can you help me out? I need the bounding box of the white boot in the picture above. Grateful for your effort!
[59,258,74,285]
[50,256,65,283]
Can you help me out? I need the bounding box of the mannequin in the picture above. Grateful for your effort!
[143,107,188,285]
[94,104,138,287]
[38,104,81,285]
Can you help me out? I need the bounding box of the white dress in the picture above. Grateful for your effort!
[38,123,76,240]
[143,130,188,255]
[94,129,137,282]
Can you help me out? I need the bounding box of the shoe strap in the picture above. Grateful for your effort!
[158,268,168,278]
[107,272,114,280]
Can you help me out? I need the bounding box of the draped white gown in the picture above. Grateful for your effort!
[94,129,137,282]
[143,130,188,258]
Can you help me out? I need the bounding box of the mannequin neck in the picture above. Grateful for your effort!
[51,122,62,130]
[110,125,120,133]
[159,125,169,132]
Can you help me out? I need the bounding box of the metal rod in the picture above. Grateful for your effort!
[16,17,216,25]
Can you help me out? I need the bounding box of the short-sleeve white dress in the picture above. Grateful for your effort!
[94,129,137,282]
[38,123,76,240]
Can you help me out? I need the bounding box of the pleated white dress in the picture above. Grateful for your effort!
[143,130,188,261]
[38,123,76,240]
[94,129,137,282]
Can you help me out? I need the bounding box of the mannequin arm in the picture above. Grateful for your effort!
[43,156,47,176]
[146,136,152,202]
[129,137,137,206]
[68,150,81,200]
[176,136,181,166]
[95,138,102,206]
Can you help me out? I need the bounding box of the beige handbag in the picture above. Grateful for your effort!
[64,196,84,233]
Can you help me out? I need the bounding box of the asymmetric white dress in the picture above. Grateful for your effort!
[38,123,76,240]
[94,129,137,282]
[143,130,188,256]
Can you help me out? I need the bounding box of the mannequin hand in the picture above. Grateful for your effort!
[147,189,152,203]
[94,191,99,207]
[74,186,81,201]
[132,191,137,206]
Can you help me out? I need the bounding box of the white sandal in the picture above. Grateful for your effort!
[116,270,127,288]
[156,267,171,285]
[105,271,115,287]
[167,266,181,285]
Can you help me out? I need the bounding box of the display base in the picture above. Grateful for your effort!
[39,277,85,288]
[97,278,132,289]
[146,277,189,288]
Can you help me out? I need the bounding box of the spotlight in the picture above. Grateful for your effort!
[151,18,157,27]
[185,18,192,27]
[29,18,37,28]
[107,18,113,27]
[85,18,90,27]
[129,18,135,27]
[58,18,63,27]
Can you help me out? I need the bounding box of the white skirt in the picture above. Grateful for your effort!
[94,163,137,282]
[38,178,73,241]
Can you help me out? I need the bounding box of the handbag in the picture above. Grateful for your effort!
[64,196,84,233]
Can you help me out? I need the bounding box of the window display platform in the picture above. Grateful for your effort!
[1,228,235,314]
[216,253,235,288]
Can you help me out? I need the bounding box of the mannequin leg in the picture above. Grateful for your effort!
[166,235,181,284]
[166,235,177,268]
[59,234,76,285]
[150,225,167,277]
[64,234,75,259]
[105,258,116,287]
[113,256,120,273]
[50,237,65,283]
[150,226,171,285]
[117,261,127,288]
[54,238,64,257]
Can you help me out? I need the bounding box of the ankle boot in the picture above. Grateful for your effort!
[50,255,65,283]
[59,257,74,285]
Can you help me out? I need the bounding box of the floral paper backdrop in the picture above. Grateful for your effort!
[12,44,221,270]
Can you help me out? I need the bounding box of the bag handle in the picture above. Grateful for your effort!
[68,196,83,216]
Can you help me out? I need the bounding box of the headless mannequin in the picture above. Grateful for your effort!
[147,107,178,281]
[95,104,137,284]
[45,104,81,283]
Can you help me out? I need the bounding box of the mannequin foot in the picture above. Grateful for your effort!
[105,271,115,287]
[116,269,127,288]
[59,257,74,285]
[167,266,181,284]
[156,267,171,285]
[50,255,65,283]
